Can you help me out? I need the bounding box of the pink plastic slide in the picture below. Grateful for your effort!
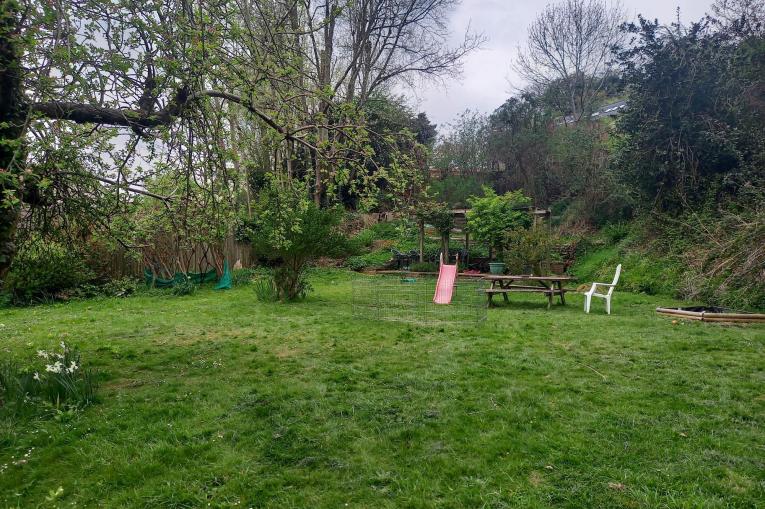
[433,253,459,304]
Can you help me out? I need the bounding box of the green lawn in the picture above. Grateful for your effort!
[1,270,763,508]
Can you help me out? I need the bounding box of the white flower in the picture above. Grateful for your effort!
[66,361,78,374]
[59,341,67,350]
[37,350,49,359]
[33,372,41,381]
[45,361,63,374]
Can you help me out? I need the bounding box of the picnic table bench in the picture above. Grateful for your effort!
[483,275,574,309]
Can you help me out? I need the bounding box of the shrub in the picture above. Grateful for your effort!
[503,225,556,275]
[242,178,348,301]
[368,220,406,240]
[346,256,370,272]
[429,175,485,208]
[0,342,98,417]
[345,250,393,271]
[231,268,260,286]
[4,239,93,304]
[467,188,532,259]
[601,222,632,245]
[349,229,376,253]
[171,276,197,296]
[101,277,140,297]
[72,277,139,299]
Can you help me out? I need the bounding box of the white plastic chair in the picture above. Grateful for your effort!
[584,264,621,314]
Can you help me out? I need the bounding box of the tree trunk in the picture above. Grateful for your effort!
[464,230,470,267]
[441,232,449,263]
[0,0,26,279]
[418,219,425,263]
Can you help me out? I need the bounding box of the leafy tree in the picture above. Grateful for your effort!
[0,0,477,281]
[429,175,484,208]
[432,110,489,174]
[485,94,551,201]
[242,177,348,301]
[615,15,765,210]
[466,188,532,260]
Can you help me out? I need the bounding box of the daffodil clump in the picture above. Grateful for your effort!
[0,342,98,417]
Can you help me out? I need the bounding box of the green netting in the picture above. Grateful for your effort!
[215,261,232,290]
[144,267,219,288]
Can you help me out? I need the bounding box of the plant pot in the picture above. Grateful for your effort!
[488,262,506,275]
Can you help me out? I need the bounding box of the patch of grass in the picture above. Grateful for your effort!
[346,249,393,271]
[0,269,762,507]
[571,241,683,296]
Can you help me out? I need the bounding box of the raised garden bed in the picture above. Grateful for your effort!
[656,306,765,323]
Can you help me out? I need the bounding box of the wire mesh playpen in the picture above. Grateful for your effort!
[352,274,487,325]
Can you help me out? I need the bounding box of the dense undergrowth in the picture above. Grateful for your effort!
[569,210,765,311]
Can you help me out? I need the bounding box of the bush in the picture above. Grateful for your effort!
[368,220,406,240]
[72,277,139,300]
[349,229,376,253]
[101,277,140,297]
[231,268,262,286]
[0,342,98,417]
[171,276,197,296]
[601,222,632,245]
[4,239,93,304]
[345,250,393,271]
[242,178,349,301]
[503,225,556,275]
[347,220,409,255]
[467,188,532,259]
[429,175,485,208]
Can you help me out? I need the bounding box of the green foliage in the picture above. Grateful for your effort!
[0,342,98,418]
[349,229,376,252]
[424,203,454,235]
[243,177,348,301]
[231,268,262,286]
[616,16,765,211]
[601,222,632,245]
[345,250,392,271]
[431,110,488,173]
[4,238,93,304]
[467,188,532,257]
[429,175,484,208]
[367,220,404,240]
[171,276,197,296]
[252,275,279,302]
[503,225,556,275]
[572,244,682,297]
[408,261,438,272]
[73,277,140,300]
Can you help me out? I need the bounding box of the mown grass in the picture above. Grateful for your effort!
[1,270,763,508]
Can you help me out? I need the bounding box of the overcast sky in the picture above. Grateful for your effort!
[409,0,714,130]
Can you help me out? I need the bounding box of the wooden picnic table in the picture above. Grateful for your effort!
[483,274,575,309]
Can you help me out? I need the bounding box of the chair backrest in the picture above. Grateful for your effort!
[608,264,622,295]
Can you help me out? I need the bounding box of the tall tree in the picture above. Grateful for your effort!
[515,0,625,121]
[0,0,477,277]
